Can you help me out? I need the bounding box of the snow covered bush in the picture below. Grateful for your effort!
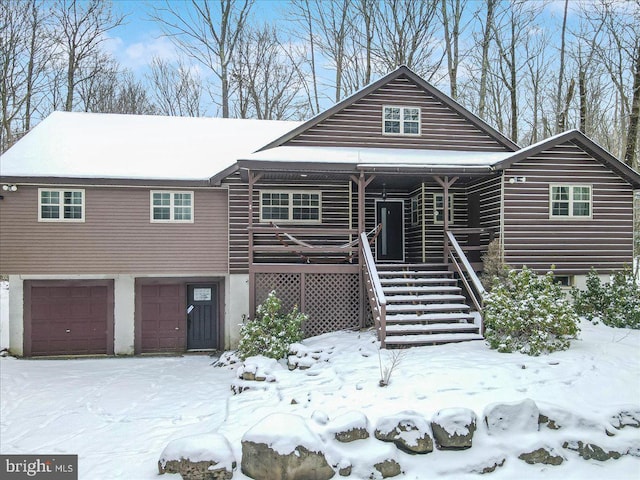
[237,291,306,360]
[484,267,579,356]
[572,267,640,329]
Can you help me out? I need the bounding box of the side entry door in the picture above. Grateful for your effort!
[186,284,218,350]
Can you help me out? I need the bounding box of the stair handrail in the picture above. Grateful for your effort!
[360,231,387,347]
[446,230,486,313]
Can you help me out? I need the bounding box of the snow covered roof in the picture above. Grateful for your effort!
[0,111,301,181]
[243,145,514,169]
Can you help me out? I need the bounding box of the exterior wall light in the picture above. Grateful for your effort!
[2,184,18,192]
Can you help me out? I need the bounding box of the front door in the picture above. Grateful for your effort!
[187,284,218,350]
[376,200,404,261]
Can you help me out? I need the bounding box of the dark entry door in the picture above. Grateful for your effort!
[376,201,404,261]
[187,284,218,350]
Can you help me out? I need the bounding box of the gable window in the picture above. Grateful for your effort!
[151,191,193,222]
[433,193,454,224]
[550,185,591,218]
[38,188,84,221]
[261,191,321,223]
[383,106,420,135]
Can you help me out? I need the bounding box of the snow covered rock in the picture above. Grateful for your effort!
[158,433,236,480]
[326,411,370,443]
[374,458,401,478]
[484,398,539,435]
[288,343,334,370]
[374,411,433,454]
[431,408,477,450]
[241,413,334,480]
[518,446,564,465]
[562,440,623,461]
[237,356,283,381]
[610,408,640,430]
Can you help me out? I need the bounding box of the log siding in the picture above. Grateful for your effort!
[284,76,510,152]
[0,185,228,274]
[503,142,635,274]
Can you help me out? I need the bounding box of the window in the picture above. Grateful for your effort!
[550,185,591,218]
[410,195,420,225]
[260,191,321,223]
[433,193,454,224]
[151,191,193,222]
[38,189,84,221]
[383,106,420,135]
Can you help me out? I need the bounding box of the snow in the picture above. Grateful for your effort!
[242,413,322,455]
[159,433,234,470]
[0,112,300,180]
[245,145,513,169]
[1,307,639,478]
[0,281,8,350]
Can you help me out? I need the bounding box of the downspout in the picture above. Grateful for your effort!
[499,171,506,264]
[421,182,426,263]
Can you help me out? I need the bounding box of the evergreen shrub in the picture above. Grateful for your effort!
[484,267,580,356]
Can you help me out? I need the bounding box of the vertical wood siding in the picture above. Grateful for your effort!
[0,186,228,274]
[285,75,510,151]
[503,142,635,274]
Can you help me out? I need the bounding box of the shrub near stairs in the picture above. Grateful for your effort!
[484,267,579,356]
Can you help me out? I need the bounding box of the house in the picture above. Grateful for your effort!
[1,66,639,357]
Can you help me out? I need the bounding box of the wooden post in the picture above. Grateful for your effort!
[434,175,458,264]
[352,171,375,328]
[248,170,263,318]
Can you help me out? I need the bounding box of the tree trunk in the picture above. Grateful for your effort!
[555,0,569,133]
[624,45,640,168]
[478,0,495,117]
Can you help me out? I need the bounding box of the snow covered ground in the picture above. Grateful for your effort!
[1,317,639,479]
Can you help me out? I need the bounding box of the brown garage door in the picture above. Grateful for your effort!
[137,283,186,353]
[25,280,114,357]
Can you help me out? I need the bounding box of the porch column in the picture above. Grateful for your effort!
[352,171,375,328]
[247,170,263,318]
[434,175,459,264]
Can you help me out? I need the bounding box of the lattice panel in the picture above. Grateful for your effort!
[303,273,360,337]
[254,273,301,315]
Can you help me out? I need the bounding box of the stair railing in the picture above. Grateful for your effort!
[445,230,486,315]
[360,231,387,348]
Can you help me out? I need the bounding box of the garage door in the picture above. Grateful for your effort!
[25,280,114,356]
[137,283,186,353]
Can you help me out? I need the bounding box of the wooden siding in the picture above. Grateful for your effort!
[285,75,510,151]
[225,174,352,273]
[0,186,228,274]
[503,142,635,274]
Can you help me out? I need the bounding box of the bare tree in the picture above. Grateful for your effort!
[440,0,469,99]
[555,0,569,132]
[231,25,305,119]
[476,0,496,118]
[148,0,252,118]
[147,57,202,117]
[50,0,125,112]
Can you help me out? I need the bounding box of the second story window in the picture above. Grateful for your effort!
[383,106,420,135]
[151,191,193,222]
[38,188,84,222]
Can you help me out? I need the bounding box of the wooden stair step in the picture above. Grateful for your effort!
[377,270,453,278]
[386,323,480,334]
[385,312,475,324]
[386,303,471,314]
[382,285,461,294]
[379,277,458,285]
[385,294,467,303]
[384,333,485,346]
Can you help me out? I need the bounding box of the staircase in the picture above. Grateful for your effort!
[376,263,483,348]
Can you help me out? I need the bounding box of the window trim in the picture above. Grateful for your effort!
[382,105,421,136]
[259,190,322,224]
[150,190,194,223]
[549,184,592,220]
[38,188,85,222]
[433,193,455,225]
[410,195,420,225]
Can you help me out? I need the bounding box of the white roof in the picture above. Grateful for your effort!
[245,145,513,169]
[0,111,301,180]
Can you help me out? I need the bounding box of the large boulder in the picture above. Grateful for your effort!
[484,399,539,435]
[241,413,335,480]
[431,408,477,450]
[158,433,235,480]
[326,411,370,443]
[374,411,433,454]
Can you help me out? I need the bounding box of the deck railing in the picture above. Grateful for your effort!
[360,231,387,347]
[445,230,486,315]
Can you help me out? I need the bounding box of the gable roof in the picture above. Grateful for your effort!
[493,129,640,189]
[257,65,519,153]
[0,111,300,181]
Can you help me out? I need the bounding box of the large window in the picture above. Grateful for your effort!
[38,188,84,221]
[260,191,321,223]
[433,193,454,224]
[550,185,591,218]
[151,191,193,222]
[383,106,420,135]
